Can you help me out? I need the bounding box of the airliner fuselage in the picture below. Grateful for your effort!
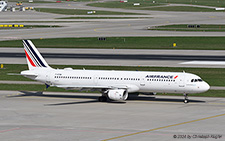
[22,68,210,95]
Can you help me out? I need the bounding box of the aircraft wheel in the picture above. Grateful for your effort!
[98,96,107,102]
[184,99,189,104]
[183,93,189,104]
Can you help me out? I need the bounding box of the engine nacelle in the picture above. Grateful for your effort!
[107,89,128,101]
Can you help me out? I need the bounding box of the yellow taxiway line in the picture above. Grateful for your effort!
[103,113,225,141]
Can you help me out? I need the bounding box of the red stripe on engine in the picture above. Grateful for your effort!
[24,49,36,67]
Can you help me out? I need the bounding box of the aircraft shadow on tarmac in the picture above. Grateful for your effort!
[128,96,205,103]
[9,91,205,106]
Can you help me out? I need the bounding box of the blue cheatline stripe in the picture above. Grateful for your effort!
[24,40,46,67]
[23,41,41,67]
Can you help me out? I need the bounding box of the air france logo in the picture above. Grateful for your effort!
[146,75,178,79]
[174,75,178,79]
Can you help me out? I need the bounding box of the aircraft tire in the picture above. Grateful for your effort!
[184,99,189,104]
[98,96,107,102]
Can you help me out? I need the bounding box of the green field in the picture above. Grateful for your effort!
[1,37,225,50]
[0,21,83,23]
[1,64,225,87]
[89,1,217,12]
[24,25,61,28]
[144,6,217,12]
[9,0,55,3]
[151,0,225,7]
[89,0,225,10]
[73,0,98,2]
[57,17,150,19]
[149,24,225,32]
[88,0,163,10]
[35,8,140,15]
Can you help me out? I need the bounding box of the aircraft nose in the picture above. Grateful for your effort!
[203,82,210,92]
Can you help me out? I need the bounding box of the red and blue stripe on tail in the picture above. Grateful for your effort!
[23,40,50,70]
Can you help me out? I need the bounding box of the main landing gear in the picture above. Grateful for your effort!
[184,93,189,104]
[98,90,108,102]
[98,96,107,102]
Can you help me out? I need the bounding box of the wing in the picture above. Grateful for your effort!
[55,85,128,91]
[55,84,139,93]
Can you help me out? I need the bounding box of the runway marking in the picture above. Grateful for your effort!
[102,113,225,141]
[209,102,225,105]
[5,93,21,97]
[0,127,21,133]
[180,61,225,65]
[209,16,216,18]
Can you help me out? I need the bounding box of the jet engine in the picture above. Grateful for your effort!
[107,89,128,101]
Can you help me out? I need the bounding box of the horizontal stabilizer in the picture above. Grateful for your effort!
[7,73,22,76]
[21,71,38,77]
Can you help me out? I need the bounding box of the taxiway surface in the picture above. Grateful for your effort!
[1,1,225,41]
[0,90,225,141]
[1,1,225,141]
[1,48,225,68]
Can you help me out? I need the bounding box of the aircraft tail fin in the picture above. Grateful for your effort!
[23,40,50,70]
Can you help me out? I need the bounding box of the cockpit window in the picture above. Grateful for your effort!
[191,79,203,82]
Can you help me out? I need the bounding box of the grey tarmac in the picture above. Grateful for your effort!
[1,1,225,141]
[0,90,225,141]
[1,48,225,68]
[1,2,225,41]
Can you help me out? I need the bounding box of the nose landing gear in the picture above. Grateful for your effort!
[184,93,189,104]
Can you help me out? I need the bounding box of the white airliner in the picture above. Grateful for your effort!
[21,40,210,103]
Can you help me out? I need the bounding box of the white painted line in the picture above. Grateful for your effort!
[180,61,225,65]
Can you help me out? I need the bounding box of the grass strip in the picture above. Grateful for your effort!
[1,37,225,50]
[0,84,74,92]
[88,1,163,9]
[2,64,225,86]
[89,0,225,9]
[35,8,140,15]
[152,0,225,7]
[144,6,217,12]
[57,17,150,19]
[149,24,225,32]
[10,0,55,3]
[0,21,86,23]
[89,1,218,12]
